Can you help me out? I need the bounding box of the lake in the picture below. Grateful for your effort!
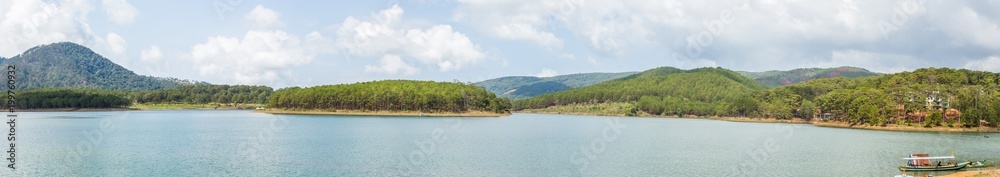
[2,110,997,176]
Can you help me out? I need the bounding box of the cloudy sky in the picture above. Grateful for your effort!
[2,0,999,88]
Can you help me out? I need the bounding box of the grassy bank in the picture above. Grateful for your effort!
[257,109,509,117]
[518,102,637,116]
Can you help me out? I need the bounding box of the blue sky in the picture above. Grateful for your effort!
[2,0,1000,88]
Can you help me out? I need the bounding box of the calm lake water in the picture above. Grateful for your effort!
[2,110,997,176]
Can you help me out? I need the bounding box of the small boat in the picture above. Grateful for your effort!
[898,153,970,171]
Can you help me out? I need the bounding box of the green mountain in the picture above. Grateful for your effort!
[738,66,880,87]
[475,72,637,100]
[3,42,203,90]
[513,67,767,115]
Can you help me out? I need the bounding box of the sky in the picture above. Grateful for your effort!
[1,0,1000,88]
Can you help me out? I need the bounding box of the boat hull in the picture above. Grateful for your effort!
[899,161,970,171]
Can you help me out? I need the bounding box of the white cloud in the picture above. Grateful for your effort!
[188,5,333,85]
[106,32,127,54]
[0,0,93,57]
[0,0,134,66]
[586,57,599,66]
[140,45,162,62]
[931,6,1000,51]
[337,4,487,72]
[454,0,658,56]
[245,5,283,30]
[491,23,562,49]
[365,55,419,75]
[558,53,576,59]
[535,69,558,77]
[452,0,1000,72]
[101,0,138,25]
[190,30,326,85]
[965,56,1000,72]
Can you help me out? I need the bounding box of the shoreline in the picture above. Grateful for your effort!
[17,108,136,112]
[18,103,264,112]
[256,109,510,117]
[943,168,1000,177]
[519,110,999,133]
[812,121,1000,133]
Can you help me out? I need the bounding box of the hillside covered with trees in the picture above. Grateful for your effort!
[516,67,999,128]
[514,67,767,116]
[268,80,511,114]
[2,42,203,90]
[475,72,637,100]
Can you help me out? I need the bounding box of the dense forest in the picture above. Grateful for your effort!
[269,80,511,114]
[7,85,273,110]
[805,68,1000,127]
[474,72,636,100]
[515,67,1000,128]
[514,67,766,117]
[3,42,202,90]
[16,88,131,109]
[131,85,273,104]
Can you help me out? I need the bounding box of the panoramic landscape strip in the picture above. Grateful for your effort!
[4,42,998,133]
[3,0,1000,176]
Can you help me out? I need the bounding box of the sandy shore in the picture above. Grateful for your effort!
[520,110,998,133]
[714,117,811,124]
[944,169,1000,177]
[813,122,1000,133]
[256,109,509,117]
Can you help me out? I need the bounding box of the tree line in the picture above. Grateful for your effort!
[9,84,274,109]
[131,85,272,104]
[268,80,511,114]
[15,88,130,109]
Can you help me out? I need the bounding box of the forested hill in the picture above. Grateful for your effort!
[3,42,203,90]
[738,66,880,87]
[474,72,637,100]
[268,80,511,114]
[513,67,766,112]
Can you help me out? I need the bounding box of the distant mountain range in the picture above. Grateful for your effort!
[3,42,204,90]
[477,66,879,100]
[474,72,638,100]
[737,66,880,88]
